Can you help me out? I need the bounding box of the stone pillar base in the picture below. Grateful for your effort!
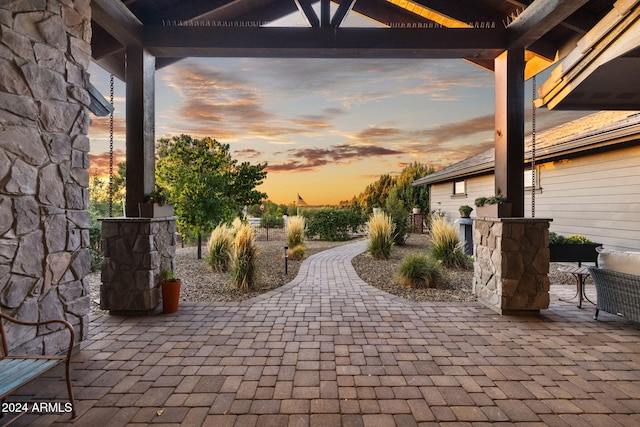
[473,218,552,314]
[100,217,176,313]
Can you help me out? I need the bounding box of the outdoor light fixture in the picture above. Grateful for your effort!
[284,245,289,275]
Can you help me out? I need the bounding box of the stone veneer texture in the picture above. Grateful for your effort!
[100,218,177,313]
[0,0,92,352]
[473,218,551,313]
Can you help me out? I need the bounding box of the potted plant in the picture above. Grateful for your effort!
[139,185,174,218]
[548,233,602,264]
[474,195,512,218]
[459,205,473,218]
[412,205,421,215]
[160,269,181,313]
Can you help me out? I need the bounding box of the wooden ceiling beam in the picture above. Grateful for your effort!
[92,0,143,47]
[294,0,320,27]
[142,26,506,58]
[507,0,589,49]
[331,0,357,27]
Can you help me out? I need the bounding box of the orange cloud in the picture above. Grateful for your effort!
[89,149,126,176]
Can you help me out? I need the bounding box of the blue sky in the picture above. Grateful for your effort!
[87,9,594,205]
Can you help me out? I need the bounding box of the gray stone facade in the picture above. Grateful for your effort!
[0,0,92,352]
[473,218,552,314]
[100,217,177,313]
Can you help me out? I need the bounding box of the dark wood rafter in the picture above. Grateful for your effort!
[92,0,143,47]
[331,0,357,27]
[142,26,507,59]
[321,0,330,26]
[506,0,590,50]
[294,0,320,27]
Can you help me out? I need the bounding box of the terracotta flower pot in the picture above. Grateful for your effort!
[161,279,181,313]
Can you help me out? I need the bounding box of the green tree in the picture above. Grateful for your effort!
[342,162,434,213]
[155,135,267,259]
[394,162,434,213]
[385,186,410,245]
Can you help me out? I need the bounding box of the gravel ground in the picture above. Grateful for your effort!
[89,233,578,314]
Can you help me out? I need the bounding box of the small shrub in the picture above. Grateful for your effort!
[232,223,257,291]
[288,244,306,260]
[395,255,444,288]
[287,216,305,248]
[207,223,234,271]
[367,211,394,260]
[430,217,471,269]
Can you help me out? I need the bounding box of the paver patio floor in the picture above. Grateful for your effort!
[6,240,640,426]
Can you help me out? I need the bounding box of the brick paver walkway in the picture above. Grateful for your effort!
[8,240,640,426]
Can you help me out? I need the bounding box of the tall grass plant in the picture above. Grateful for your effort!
[287,216,305,248]
[207,223,234,271]
[430,217,472,269]
[367,211,394,259]
[286,215,306,260]
[232,223,257,291]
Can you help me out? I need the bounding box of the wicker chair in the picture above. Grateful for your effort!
[587,267,640,323]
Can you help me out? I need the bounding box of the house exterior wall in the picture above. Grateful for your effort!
[0,0,92,352]
[430,175,493,222]
[428,145,640,252]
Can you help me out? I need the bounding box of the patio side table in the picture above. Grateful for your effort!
[558,265,594,308]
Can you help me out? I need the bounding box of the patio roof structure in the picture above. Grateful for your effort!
[90,0,640,218]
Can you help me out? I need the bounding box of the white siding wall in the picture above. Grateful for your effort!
[429,145,640,251]
[430,176,493,223]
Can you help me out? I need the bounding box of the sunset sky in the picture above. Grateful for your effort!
[87,10,594,206]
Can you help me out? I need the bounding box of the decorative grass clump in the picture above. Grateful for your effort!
[288,244,306,261]
[430,216,471,269]
[232,223,257,291]
[287,216,305,248]
[286,216,306,260]
[367,211,395,260]
[395,254,444,288]
[207,223,234,272]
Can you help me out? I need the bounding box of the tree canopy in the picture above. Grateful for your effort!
[342,162,434,214]
[155,135,267,241]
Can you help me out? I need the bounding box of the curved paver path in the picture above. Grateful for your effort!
[19,241,640,426]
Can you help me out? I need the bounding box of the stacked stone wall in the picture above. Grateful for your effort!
[473,218,551,313]
[0,0,92,352]
[100,218,177,313]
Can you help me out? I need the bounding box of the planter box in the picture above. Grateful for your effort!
[139,203,174,218]
[549,243,602,264]
[475,203,512,218]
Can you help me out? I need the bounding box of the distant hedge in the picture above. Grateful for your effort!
[304,208,365,241]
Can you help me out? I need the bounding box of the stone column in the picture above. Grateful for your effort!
[473,218,552,314]
[0,0,92,352]
[100,217,176,313]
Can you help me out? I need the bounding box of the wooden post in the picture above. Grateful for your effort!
[125,46,156,217]
[494,49,525,218]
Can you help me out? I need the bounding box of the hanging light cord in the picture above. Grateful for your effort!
[531,76,536,218]
[108,74,114,217]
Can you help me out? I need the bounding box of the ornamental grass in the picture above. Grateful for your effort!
[288,244,306,261]
[395,254,444,288]
[429,216,471,269]
[367,211,394,260]
[232,223,257,291]
[287,216,305,248]
[207,223,234,272]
